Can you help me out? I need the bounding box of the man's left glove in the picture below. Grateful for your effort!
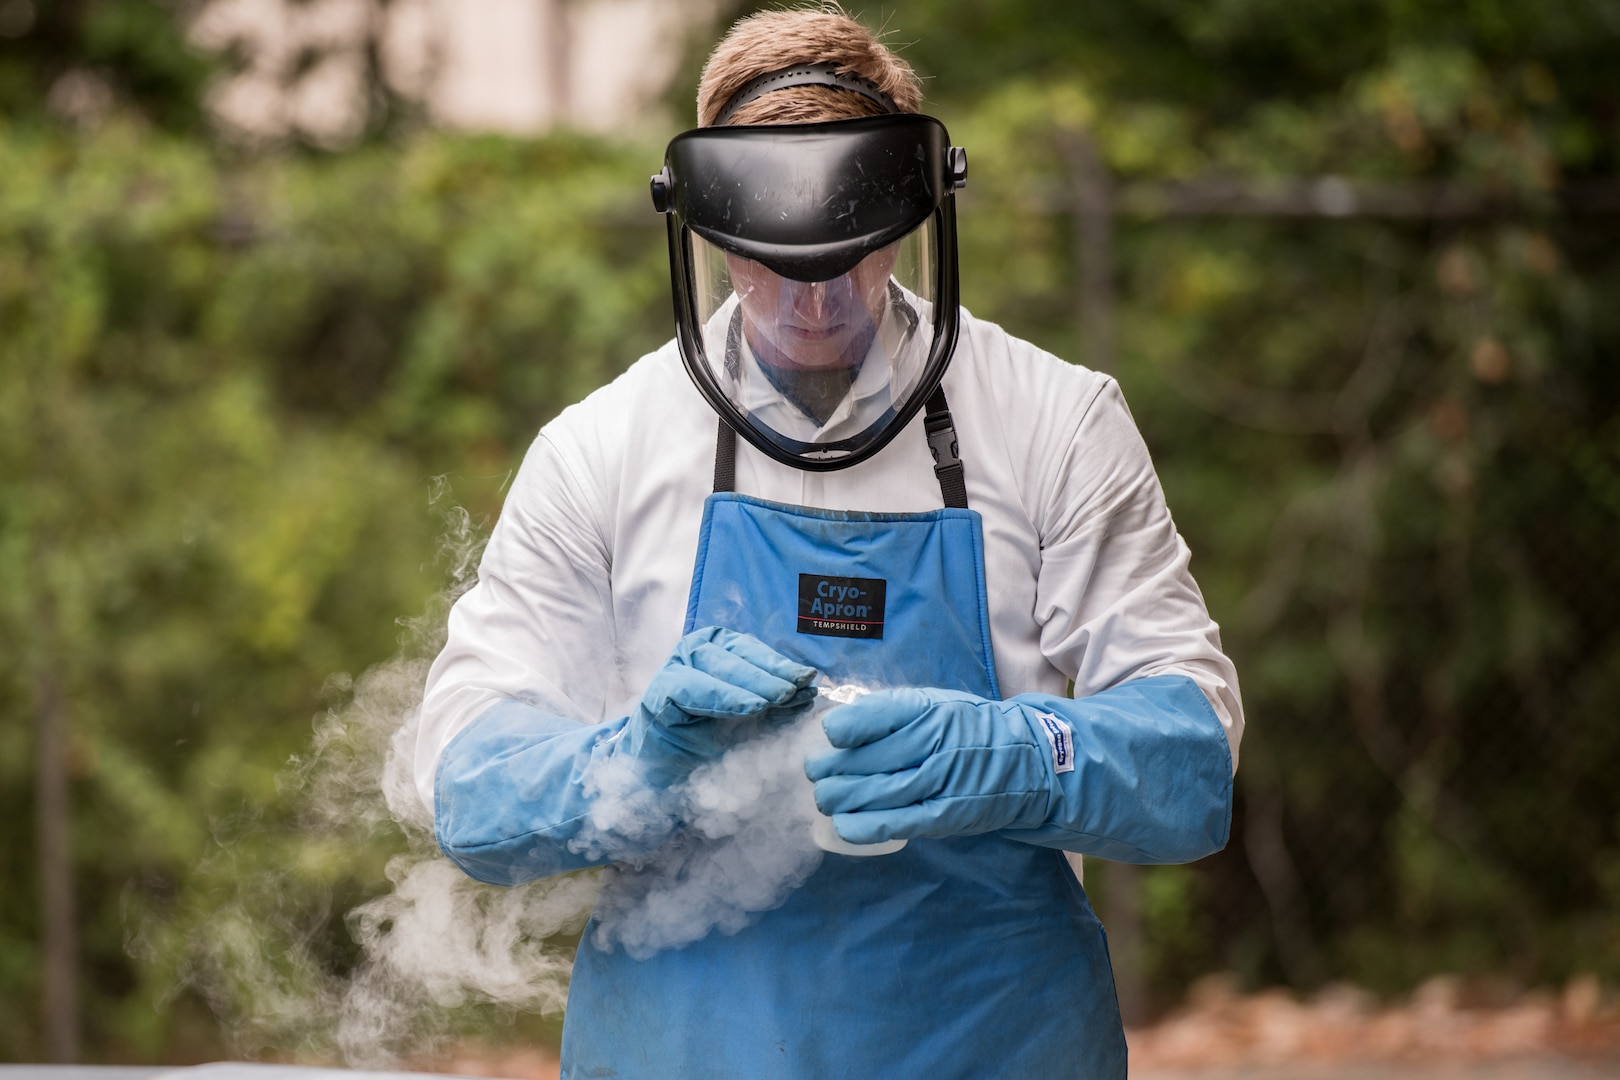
[804,687,1061,843]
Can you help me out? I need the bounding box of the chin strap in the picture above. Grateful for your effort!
[713,385,968,509]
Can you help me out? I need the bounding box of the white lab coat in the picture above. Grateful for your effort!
[415,308,1243,815]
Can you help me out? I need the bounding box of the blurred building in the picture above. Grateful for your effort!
[191,0,722,144]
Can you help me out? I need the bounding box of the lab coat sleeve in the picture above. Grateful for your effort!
[417,429,634,884]
[1006,376,1243,862]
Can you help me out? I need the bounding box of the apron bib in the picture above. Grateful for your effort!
[562,401,1127,1079]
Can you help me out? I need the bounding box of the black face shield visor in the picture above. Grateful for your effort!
[650,113,968,472]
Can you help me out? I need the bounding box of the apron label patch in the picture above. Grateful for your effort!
[1035,712,1075,774]
[797,574,887,639]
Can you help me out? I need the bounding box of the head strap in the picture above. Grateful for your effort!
[712,62,900,127]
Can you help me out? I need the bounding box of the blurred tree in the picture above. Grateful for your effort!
[0,116,668,1061]
[0,0,213,130]
[187,0,431,148]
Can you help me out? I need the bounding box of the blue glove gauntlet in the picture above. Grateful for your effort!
[805,675,1234,862]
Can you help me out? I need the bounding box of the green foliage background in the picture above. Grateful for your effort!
[2,0,1617,1063]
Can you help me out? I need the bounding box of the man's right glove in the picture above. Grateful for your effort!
[616,625,818,787]
[434,626,817,885]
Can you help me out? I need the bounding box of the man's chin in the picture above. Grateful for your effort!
[771,353,861,372]
[760,338,859,369]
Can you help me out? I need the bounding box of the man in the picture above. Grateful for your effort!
[417,8,1241,1078]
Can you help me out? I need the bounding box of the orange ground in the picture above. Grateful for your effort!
[1129,974,1620,1072]
[429,975,1620,1079]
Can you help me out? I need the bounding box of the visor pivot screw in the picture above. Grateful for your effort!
[948,147,969,190]
[650,166,674,213]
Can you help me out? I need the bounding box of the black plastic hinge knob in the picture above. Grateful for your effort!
[650,166,674,213]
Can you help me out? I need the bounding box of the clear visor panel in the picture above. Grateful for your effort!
[686,217,940,460]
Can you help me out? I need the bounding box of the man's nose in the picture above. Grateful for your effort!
[793,280,838,321]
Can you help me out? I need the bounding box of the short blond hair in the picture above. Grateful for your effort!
[696,5,923,127]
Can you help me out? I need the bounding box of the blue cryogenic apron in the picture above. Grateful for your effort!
[561,395,1128,1079]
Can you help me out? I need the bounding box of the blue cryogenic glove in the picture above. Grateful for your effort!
[805,687,1056,838]
[435,627,816,886]
[805,674,1234,863]
[616,626,819,786]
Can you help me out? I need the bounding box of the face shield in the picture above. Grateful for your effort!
[651,114,968,472]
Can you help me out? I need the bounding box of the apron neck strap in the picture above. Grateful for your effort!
[922,386,969,508]
[713,386,969,509]
[714,419,738,493]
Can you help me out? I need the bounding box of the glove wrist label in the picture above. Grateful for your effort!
[1034,711,1075,774]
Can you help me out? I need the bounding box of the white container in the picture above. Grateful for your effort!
[808,683,906,857]
[812,813,907,857]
